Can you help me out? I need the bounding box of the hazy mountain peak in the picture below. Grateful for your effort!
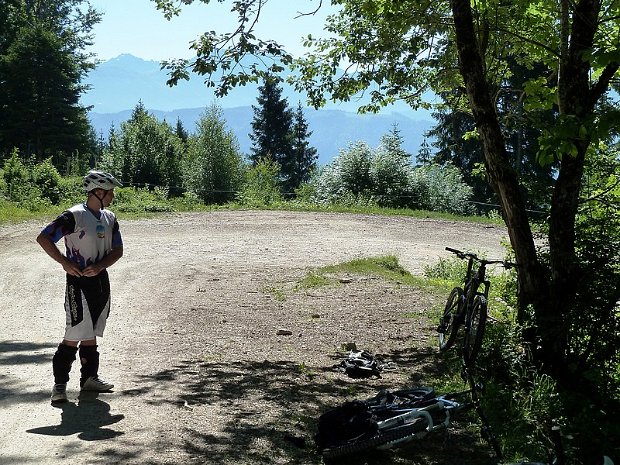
[83,55,434,165]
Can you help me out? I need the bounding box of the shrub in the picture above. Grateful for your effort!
[57,176,84,205]
[369,149,411,208]
[112,187,174,213]
[2,149,30,202]
[311,142,475,214]
[236,157,283,207]
[409,164,475,215]
[31,158,62,204]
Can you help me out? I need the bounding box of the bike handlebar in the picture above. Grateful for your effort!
[445,247,518,269]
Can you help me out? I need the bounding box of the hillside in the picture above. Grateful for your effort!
[83,54,435,164]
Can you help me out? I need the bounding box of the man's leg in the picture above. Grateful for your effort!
[79,338,114,391]
[51,342,78,402]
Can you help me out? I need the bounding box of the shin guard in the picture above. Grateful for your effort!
[52,344,78,384]
[79,345,100,385]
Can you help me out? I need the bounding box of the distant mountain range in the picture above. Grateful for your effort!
[82,54,435,165]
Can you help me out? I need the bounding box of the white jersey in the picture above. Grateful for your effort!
[41,203,123,270]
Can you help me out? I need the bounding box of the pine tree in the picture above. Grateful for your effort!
[175,117,189,145]
[249,75,293,189]
[380,124,409,159]
[101,102,184,193]
[289,102,318,192]
[0,0,100,166]
[184,103,243,204]
[424,98,492,204]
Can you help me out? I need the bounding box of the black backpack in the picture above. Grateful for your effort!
[314,387,436,451]
[314,400,378,450]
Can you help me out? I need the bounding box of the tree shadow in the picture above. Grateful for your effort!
[26,391,125,441]
[125,345,494,464]
[0,340,54,364]
[0,340,55,404]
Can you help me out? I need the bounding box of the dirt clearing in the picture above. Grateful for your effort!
[0,210,507,465]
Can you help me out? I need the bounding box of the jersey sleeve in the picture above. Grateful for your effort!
[40,211,76,243]
[111,218,123,248]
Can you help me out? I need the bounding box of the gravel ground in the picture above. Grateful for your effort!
[0,210,508,465]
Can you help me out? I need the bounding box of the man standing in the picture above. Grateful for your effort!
[37,170,124,403]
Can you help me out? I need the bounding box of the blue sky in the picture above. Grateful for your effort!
[88,0,334,61]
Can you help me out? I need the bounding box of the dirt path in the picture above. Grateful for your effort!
[0,210,507,465]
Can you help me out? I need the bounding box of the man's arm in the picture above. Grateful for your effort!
[36,232,83,277]
[81,246,124,277]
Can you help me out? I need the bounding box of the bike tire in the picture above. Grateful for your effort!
[438,287,463,352]
[321,418,428,459]
[462,295,487,365]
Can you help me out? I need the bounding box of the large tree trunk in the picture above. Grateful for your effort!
[449,0,555,362]
[545,0,603,372]
[450,0,617,377]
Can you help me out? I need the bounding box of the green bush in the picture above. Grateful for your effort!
[31,158,62,204]
[410,164,475,215]
[0,151,82,209]
[2,149,30,202]
[112,186,175,213]
[423,254,469,283]
[0,168,6,200]
[236,157,283,207]
[311,141,475,214]
[57,176,84,205]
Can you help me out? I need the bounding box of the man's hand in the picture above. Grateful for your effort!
[62,258,83,277]
[81,263,102,277]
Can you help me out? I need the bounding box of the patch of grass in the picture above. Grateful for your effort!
[295,271,332,290]
[296,362,317,380]
[0,187,212,225]
[0,194,501,227]
[288,255,431,299]
[321,255,422,285]
[266,286,287,302]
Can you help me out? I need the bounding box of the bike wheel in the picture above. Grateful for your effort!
[438,287,463,352]
[322,418,428,459]
[462,295,487,365]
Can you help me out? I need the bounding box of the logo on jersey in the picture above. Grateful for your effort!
[96,224,105,239]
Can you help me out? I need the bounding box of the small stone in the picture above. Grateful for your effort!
[277,329,293,336]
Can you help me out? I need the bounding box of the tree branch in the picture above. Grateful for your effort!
[588,62,620,111]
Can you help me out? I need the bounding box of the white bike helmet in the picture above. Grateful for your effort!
[83,170,122,192]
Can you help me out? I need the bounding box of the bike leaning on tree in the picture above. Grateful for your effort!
[437,247,518,365]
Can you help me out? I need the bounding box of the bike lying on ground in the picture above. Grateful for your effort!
[437,247,518,365]
[315,368,501,460]
[314,368,615,465]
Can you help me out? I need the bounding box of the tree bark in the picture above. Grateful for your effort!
[450,0,617,377]
[544,0,601,368]
[449,0,551,355]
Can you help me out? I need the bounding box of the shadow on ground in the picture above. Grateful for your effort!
[0,340,55,405]
[26,391,125,441]
[117,345,498,465]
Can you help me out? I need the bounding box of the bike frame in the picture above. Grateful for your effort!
[373,391,475,450]
[462,258,490,325]
[447,247,510,325]
[439,248,518,370]
[463,256,491,302]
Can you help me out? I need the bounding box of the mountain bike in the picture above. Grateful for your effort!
[315,362,615,464]
[437,247,518,365]
[316,367,502,460]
